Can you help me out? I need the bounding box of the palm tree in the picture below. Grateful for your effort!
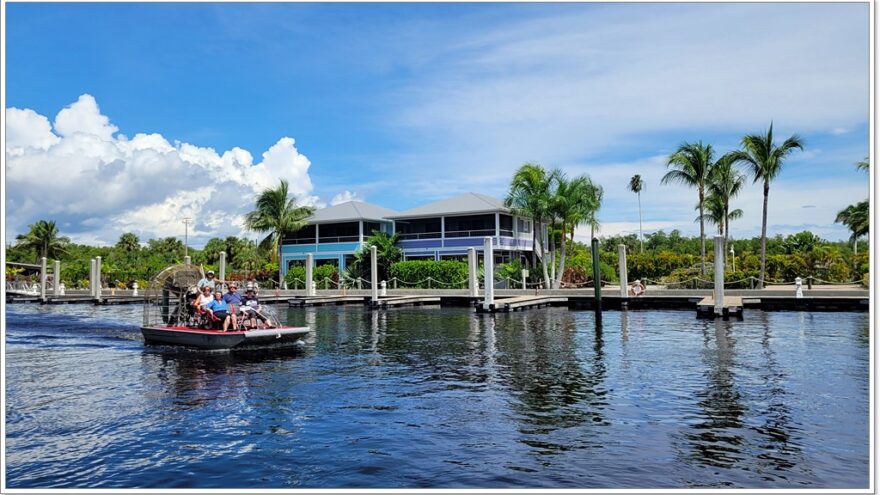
[696,194,743,236]
[727,123,804,288]
[707,155,745,246]
[835,201,868,254]
[505,163,554,288]
[244,179,316,287]
[662,141,714,274]
[856,156,869,172]
[116,232,141,253]
[551,174,600,288]
[15,220,71,263]
[628,174,644,253]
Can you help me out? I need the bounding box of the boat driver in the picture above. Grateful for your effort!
[197,270,217,292]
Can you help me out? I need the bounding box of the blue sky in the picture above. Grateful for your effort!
[4,2,870,246]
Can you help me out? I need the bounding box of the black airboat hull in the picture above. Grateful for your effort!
[141,325,310,350]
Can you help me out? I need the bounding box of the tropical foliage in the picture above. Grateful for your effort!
[726,123,804,288]
[15,220,71,263]
[628,174,644,253]
[505,163,602,289]
[244,179,315,286]
[835,158,869,254]
[389,260,469,288]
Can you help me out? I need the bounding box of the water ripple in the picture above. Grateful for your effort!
[4,305,869,488]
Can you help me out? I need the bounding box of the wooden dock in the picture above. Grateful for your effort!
[476,295,569,313]
[289,296,366,307]
[696,296,744,319]
[369,295,441,309]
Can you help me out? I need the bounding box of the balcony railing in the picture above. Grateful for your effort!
[318,235,360,243]
[399,229,516,240]
[286,236,359,244]
[444,229,496,238]
[398,232,442,240]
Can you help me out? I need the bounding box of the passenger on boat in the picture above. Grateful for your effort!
[222,283,243,306]
[194,286,213,311]
[197,271,216,291]
[241,288,274,329]
[206,290,238,332]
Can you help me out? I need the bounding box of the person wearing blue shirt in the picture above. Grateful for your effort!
[206,291,238,331]
[222,283,244,307]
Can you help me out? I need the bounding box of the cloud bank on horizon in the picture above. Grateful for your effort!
[3,3,870,246]
[5,94,336,246]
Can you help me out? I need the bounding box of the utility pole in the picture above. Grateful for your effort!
[182,217,191,258]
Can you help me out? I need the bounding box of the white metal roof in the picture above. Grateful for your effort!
[308,201,398,223]
[387,193,509,219]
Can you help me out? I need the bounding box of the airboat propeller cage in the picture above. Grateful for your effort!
[143,264,205,327]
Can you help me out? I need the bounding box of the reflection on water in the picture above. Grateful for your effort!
[4,304,869,489]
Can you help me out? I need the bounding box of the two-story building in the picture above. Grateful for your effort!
[279,192,543,278]
[280,201,396,273]
[388,193,537,264]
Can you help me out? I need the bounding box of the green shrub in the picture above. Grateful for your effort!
[389,260,468,288]
[284,264,339,288]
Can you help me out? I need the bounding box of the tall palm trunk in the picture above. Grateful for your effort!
[549,227,556,286]
[638,191,643,253]
[536,222,551,288]
[724,202,730,268]
[555,223,568,289]
[698,187,706,275]
[759,179,769,289]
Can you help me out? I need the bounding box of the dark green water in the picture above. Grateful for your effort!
[5,304,870,488]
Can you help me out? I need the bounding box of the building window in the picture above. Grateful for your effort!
[364,222,381,236]
[396,218,442,239]
[283,224,316,244]
[517,218,532,234]
[318,222,360,243]
[499,214,513,237]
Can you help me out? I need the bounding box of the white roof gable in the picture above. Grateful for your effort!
[309,201,397,223]
[388,193,509,219]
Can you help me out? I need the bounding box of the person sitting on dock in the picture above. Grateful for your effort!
[241,288,274,329]
[197,271,216,292]
[206,290,238,332]
[629,280,646,297]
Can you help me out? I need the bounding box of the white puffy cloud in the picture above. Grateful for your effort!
[53,94,119,140]
[5,107,60,155]
[5,94,320,246]
[330,190,363,205]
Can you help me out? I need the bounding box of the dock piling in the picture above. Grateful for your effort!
[53,260,61,295]
[591,238,602,321]
[219,251,226,283]
[184,255,191,265]
[371,245,378,305]
[95,256,102,299]
[483,237,494,311]
[40,257,47,302]
[618,244,628,299]
[305,254,314,297]
[468,247,478,298]
[714,235,724,316]
[90,259,96,298]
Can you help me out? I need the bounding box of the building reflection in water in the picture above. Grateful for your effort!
[494,310,608,455]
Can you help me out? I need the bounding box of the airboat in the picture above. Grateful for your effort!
[141,264,309,349]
